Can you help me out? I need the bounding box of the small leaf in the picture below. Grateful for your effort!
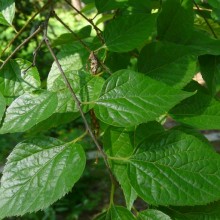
[53,25,92,46]
[157,0,193,43]
[0,0,15,25]
[170,91,220,129]
[0,91,58,133]
[128,130,220,206]
[104,14,157,52]
[106,205,136,219]
[0,12,10,26]
[0,137,86,218]
[94,70,193,127]
[137,209,171,220]
[0,59,41,105]
[138,42,197,89]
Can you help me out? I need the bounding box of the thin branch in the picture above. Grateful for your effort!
[52,11,91,52]
[53,11,112,75]
[64,0,105,44]
[23,39,44,74]
[43,14,116,185]
[0,0,51,57]
[193,1,218,39]
[0,26,43,71]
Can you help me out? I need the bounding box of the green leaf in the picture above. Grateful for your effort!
[157,0,193,43]
[106,205,136,220]
[29,112,80,134]
[0,137,86,218]
[0,59,41,105]
[104,14,157,52]
[199,55,220,95]
[0,92,6,121]
[138,42,197,88]
[48,69,104,113]
[128,130,220,206]
[0,91,58,133]
[104,127,137,209]
[0,0,15,25]
[52,25,92,46]
[0,12,10,26]
[137,209,171,220]
[104,122,164,209]
[95,0,127,13]
[160,201,220,220]
[94,70,193,127]
[186,30,220,55]
[170,91,220,129]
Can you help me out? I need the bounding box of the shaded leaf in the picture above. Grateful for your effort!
[104,14,157,52]
[0,92,6,121]
[0,137,86,218]
[0,59,41,105]
[170,91,220,129]
[95,0,127,13]
[128,130,220,205]
[0,91,58,133]
[157,0,193,43]
[160,201,220,220]
[94,70,193,127]
[138,42,197,88]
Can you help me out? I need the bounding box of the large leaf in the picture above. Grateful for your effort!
[160,201,220,220]
[157,0,193,43]
[104,122,164,209]
[103,14,157,52]
[48,69,104,113]
[0,0,15,25]
[94,70,193,127]
[138,42,197,88]
[0,137,86,218]
[170,91,220,129]
[127,130,220,206]
[137,209,171,220]
[0,59,41,105]
[0,91,58,133]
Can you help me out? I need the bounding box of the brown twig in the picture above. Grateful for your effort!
[22,39,44,74]
[193,1,218,39]
[53,11,112,75]
[43,12,116,185]
[0,26,43,71]
[64,0,105,44]
[52,11,91,52]
[0,0,51,58]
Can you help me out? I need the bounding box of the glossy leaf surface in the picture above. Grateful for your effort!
[94,70,192,127]
[0,91,58,133]
[0,137,86,218]
[137,209,171,220]
[128,130,220,205]
[0,0,15,24]
[104,14,157,52]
